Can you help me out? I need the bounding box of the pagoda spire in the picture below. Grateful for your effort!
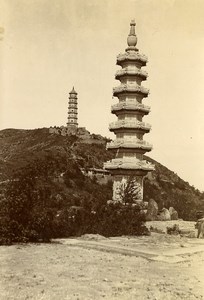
[126,19,137,51]
[71,86,76,94]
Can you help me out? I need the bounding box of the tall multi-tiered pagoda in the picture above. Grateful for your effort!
[104,20,154,203]
[67,87,78,127]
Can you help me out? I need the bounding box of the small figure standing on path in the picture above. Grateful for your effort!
[195,217,204,238]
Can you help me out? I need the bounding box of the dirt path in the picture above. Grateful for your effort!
[1,230,204,300]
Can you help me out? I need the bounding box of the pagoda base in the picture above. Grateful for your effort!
[112,174,144,203]
[104,158,154,202]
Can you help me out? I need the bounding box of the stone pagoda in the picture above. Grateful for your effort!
[104,20,154,203]
[67,87,78,128]
[49,86,92,138]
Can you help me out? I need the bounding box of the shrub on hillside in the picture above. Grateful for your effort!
[0,157,61,244]
[0,153,148,244]
[52,202,148,238]
[93,202,148,237]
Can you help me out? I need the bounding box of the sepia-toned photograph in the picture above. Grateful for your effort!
[0,0,204,299]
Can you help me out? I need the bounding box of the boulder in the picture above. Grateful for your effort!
[146,199,158,221]
[179,229,191,235]
[150,226,165,234]
[169,207,178,220]
[187,231,196,238]
[143,201,148,209]
[157,208,171,221]
[196,211,204,219]
[166,224,180,235]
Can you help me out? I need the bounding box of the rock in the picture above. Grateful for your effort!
[196,211,204,219]
[169,207,178,220]
[143,201,148,209]
[166,224,180,235]
[179,229,191,235]
[187,231,196,238]
[146,199,158,221]
[150,226,165,234]
[80,234,107,241]
[157,208,171,221]
[171,211,178,220]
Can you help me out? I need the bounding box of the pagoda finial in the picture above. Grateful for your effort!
[127,19,137,49]
[70,86,77,94]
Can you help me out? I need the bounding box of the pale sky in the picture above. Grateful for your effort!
[0,0,204,191]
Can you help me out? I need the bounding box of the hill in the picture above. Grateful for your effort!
[0,128,111,180]
[0,128,204,221]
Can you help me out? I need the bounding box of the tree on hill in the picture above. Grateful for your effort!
[0,150,149,243]
[119,176,142,206]
[0,156,61,244]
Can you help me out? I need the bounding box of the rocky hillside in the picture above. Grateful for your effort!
[0,128,112,180]
[143,156,204,219]
[0,128,203,220]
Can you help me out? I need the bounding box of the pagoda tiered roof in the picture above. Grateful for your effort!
[117,52,148,67]
[109,120,151,132]
[115,68,148,80]
[68,116,78,120]
[111,102,150,115]
[104,158,154,172]
[106,140,152,151]
[113,84,149,97]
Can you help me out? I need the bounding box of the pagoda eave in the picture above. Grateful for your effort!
[111,108,149,116]
[111,103,150,115]
[109,123,151,133]
[68,117,78,120]
[104,158,154,172]
[104,167,152,177]
[113,86,149,98]
[67,123,78,126]
[106,144,152,152]
[108,170,149,177]
[116,57,147,67]
[115,73,147,81]
[113,91,148,98]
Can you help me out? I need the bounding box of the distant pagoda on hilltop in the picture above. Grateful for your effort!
[49,87,105,142]
[104,20,154,203]
[67,87,78,128]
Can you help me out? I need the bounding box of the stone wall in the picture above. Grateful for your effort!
[49,126,77,136]
[49,126,108,145]
[81,168,112,185]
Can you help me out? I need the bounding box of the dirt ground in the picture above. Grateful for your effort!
[1,221,204,300]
